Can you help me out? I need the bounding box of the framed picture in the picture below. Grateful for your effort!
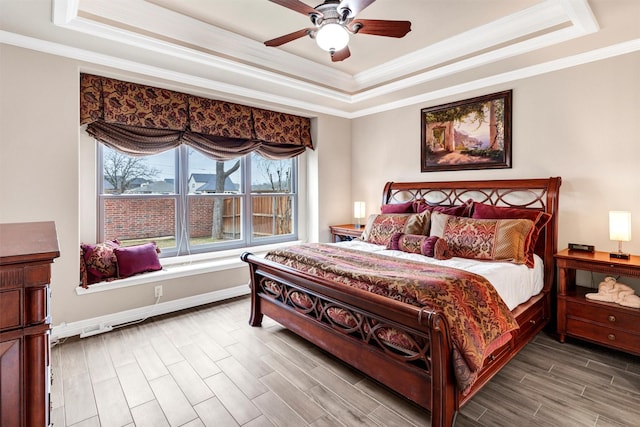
[421,90,512,172]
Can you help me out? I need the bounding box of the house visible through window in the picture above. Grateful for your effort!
[98,145,297,257]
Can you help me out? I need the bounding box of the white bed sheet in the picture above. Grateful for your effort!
[333,240,544,310]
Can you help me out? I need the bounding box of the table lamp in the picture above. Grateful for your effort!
[609,211,631,259]
[354,201,366,229]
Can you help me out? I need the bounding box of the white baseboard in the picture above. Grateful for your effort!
[51,283,250,340]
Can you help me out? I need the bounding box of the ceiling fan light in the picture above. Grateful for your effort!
[315,23,349,52]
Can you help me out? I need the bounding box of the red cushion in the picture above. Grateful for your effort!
[471,202,551,268]
[413,198,473,217]
[114,243,162,278]
[381,201,414,214]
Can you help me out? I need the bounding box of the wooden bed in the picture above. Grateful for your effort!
[242,177,561,426]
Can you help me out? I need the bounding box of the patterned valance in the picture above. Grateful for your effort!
[253,108,312,147]
[188,96,254,140]
[102,78,188,130]
[80,74,313,159]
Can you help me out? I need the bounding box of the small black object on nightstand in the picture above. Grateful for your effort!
[568,243,595,253]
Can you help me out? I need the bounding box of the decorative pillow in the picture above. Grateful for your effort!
[388,232,426,254]
[430,212,534,264]
[432,237,452,260]
[471,202,552,268]
[114,242,162,278]
[381,201,414,214]
[413,198,473,217]
[79,248,89,288]
[361,212,430,246]
[388,233,451,259]
[81,240,121,284]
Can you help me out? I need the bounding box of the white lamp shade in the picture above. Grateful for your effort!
[609,211,631,242]
[315,23,349,52]
[353,201,366,219]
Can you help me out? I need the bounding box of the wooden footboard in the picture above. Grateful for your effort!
[242,177,561,427]
[242,251,458,426]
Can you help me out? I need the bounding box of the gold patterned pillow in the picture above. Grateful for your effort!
[361,212,431,246]
[430,212,534,264]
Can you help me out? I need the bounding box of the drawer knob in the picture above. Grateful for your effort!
[529,319,537,325]
[608,315,616,323]
[608,334,616,341]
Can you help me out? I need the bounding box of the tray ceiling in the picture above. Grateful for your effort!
[1,0,638,117]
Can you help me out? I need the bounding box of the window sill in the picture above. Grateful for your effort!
[75,240,303,295]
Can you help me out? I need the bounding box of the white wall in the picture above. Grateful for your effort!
[0,44,352,326]
[351,51,640,287]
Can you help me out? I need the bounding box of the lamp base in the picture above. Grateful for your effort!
[609,252,630,260]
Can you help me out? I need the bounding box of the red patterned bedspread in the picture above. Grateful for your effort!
[265,243,519,392]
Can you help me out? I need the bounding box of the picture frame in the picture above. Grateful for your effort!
[421,90,512,172]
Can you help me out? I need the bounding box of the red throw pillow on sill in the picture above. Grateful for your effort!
[114,242,162,278]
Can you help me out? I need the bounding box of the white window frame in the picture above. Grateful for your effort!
[97,145,299,257]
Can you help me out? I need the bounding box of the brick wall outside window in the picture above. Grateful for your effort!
[103,196,285,241]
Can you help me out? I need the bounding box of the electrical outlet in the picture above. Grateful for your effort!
[154,285,163,298]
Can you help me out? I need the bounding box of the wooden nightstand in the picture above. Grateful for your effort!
[555,248,640,356]
[329,224,364,242]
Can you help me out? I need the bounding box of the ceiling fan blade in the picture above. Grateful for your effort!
[337,0,376,18]
[264,28,312,47]
[350,19,411,38]
[331,46,351,62]
[268,0,319,17]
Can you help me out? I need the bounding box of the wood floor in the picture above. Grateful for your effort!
[51,296,640,427]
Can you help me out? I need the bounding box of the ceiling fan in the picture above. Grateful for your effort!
[264,0,412,62]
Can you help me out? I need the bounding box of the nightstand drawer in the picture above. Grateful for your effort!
[566,299,639,333]
[566,318,640,354]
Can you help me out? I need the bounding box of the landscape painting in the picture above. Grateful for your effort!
[421,90,512,172]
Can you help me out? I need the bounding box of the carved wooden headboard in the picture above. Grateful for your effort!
[382,177,562,293]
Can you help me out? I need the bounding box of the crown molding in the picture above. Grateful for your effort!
[52,0,599,97]
[351,38,640,118]
[53,0,356,93]
[353,0,570,88]
[0,30,349,118]
[352,24,588,103]
[5,1,635,118]
[3,28,637,120]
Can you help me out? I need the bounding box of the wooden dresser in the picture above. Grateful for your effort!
[555,248,640,356]
[0,222,59,427]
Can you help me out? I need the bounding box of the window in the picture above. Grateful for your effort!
[98,145,297,257]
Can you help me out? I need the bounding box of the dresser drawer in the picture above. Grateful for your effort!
[566,299,639,334]
[0,289,22,331]
[0,266,23,289]
[566,318,640,355]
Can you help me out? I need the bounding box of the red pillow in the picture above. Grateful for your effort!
[381,201,414,214]
[413,198,473,217]
[471,202,551,268]
[114,243,162,278]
